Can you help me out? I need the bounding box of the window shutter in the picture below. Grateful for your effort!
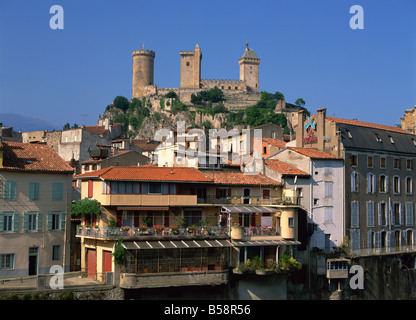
[4,181,16,200]
[402,230,407,246]
[170,183,176,195]
[216,188,220,199]
[238,213,242,226]
[367,174,371,193]
[162,183,169,195]
[29,182,40,201]
[251,213,256,227]
[385,176,389,192]
[386,231,392,247]
[367,231,373,248]
[413,231,416,245]
[60,212,66,231]
[23,212,29,231]
[141,183,149,195]
[52,183,63,201]
[87,180,93,198]
[228,188,232,197]
[164,214,169,227]
[0,212,3,231]
[401,203,405,226]
[12,212,19,232]
[373,175,376,193]
[116,212,122,227]
[386,202,390,226]
[47,212,53,231]
[37,212,42,231]
[351,172,355,191]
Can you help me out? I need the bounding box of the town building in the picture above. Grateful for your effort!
[0,139,74,276]
[296,108,416,256]
[73,166,302,292]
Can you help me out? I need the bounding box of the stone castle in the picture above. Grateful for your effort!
[131,42,261,107]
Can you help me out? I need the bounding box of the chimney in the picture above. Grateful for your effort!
[317,108,326,151]
[296,111,305,148]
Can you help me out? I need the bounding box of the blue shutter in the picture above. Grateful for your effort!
[36,212,42,231]
[60,212,66,231]
[23,212,29,231]
[52,183,63,201]
[4,181,16,200]
[141,183,149,194]
[12,212,19,232]
[0,212,3,231]
[162,183,169,195]
[47,212,53,230]
[29,182,40,201]
[401,203,405,226]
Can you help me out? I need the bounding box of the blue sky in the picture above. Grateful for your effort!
[0,0,415,129]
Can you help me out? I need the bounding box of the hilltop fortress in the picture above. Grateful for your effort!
[131,42,262,109]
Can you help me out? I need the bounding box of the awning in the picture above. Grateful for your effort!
[124,239,233,250]
[230,239,301,247]
[221,205,280,214]
[117,207,169,211]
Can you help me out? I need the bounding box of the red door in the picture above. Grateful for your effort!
[102,251,112,279]
[87,249,96,279]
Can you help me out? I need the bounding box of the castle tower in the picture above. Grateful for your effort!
[180,44,202,89]
[239,41,260,92]
[132,45,156,98]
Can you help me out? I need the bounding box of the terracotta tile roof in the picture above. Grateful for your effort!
[202,171,282,186]
[0,141,74,173]
[262,138,286,149]
[318,115,413,135]
[287,147,342,160]
[75,166,213,182]
[133,139,161,152]
[83,123,121,135]
[265,159,310,176]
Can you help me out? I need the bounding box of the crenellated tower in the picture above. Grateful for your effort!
[132,45,156,98]
[180,44,202,89]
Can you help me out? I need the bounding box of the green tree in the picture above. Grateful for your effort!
[70,198,101,216]
[273,91,285,101]
[113,96,129,112]
[164,91,178,99]
[63,123,71,130]
[295,98,306,108]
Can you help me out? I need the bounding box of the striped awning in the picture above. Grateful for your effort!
[123,239,233,250]
[221,205,280,214]
[230,239,301,247]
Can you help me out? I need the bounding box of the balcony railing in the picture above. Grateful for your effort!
[242,226,281,237]
[76,225,229,239]
[197,196,301,206]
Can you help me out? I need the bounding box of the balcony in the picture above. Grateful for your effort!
[197,196,301,206]
[76,225,229,240]
[99,194,197,206]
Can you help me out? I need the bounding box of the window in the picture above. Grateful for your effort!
[350,229,360,250]
[367,173,376,194]
[346,130,353,139]
[393,176,400,194]
[26,212,39,231]
[186,62,190,66]
[0,254,14,269]
[389,136,395,144]
[406,177,412,194]
[380,157,386,169]
[48,212,65,231]
[324,207,333,224]
[351,171,359,192]
[367,156,373,168]
[351,201,359,228]
[379,175,388,193]
[367,201,375,227]
[349,154,358,167]
[314,198,319,206]
[29,182,40,201]
[3,181,16,200]
[183,210,202,227]
[379,202,387,226]
[375,134,382,143]
[406,202,414,226]
[407,159,414,170]
[52,245,61,261]
[2,212,14,232]
[324,182,333,198]
[393,158,401,169]
[288,217,294,227]
[149,183,162,194]
[52,182,63,201]
[262,188,271,200]
[392,202,401,226]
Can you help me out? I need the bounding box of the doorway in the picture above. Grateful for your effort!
[28,247,38,275]
[243,188,251,204]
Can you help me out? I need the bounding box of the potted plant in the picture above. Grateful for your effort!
[199,219,209,235]
[120,226,130,235]
[142,217,151,227]
[170,225,179,235]
[153,224,165,234]
[187,224,196,234]
[138,225,148,235]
